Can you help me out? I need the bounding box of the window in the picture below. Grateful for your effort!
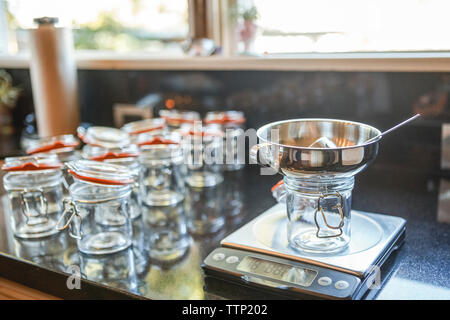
[2,0,450,60]
[235,0,450,54]
[2,0,189,55]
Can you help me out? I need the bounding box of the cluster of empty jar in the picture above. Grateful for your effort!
[2,110,246,257]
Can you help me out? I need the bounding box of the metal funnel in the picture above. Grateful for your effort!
[250,119,382,178]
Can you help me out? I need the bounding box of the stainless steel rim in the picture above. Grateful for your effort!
[256,118,382,150]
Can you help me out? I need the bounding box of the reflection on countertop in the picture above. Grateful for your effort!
[0,164,449,299]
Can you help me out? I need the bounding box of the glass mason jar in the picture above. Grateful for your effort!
[26,134,81,193]
[204,111,246,171]
[77,126,131,148]
[121,118,168,139]
[57,160,134,255]
[181,124,224,188]
[138,133,186,206]
[159,109,200,129]
[82,144,142,219]
[272,176,354,254]
[2,155,64,239]
[26,134,81,163]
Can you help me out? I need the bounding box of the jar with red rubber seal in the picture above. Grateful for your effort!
[82,144,142,219]
[2,154,64,239]
[26,134,80,163]
[56,160,134,255]
[180,124,224,187]
[77,126,131,148]
[159,109,200,129]
[121,118,168,144]
[137,132,186,206]
[204,111,246,171]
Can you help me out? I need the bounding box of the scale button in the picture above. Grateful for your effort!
[226,256,239,264]
[212,253,226,261]
[318,277,332,286]
[335,280,350,290]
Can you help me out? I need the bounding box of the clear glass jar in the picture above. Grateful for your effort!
[159,109,200,129]
[26,134,81,163]
[82,144,142,219]
[273,176,354,254]
[204,111,246,171]
[2,155,64,239]
[138,133,186,206]
[26,134,81,193]
[77,126,131,148]
[57,160,134,255]
[121,118,167,140]
[184,184,225,235]
[142,202,190,261]
[181,124,224,188]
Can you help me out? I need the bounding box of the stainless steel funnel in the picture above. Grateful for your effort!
[250,119,382,178]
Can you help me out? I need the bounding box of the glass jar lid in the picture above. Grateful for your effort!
[66,160,135,186]
[2,154,62,172]
[179,124,224,140]
[121,118,166,135]
[83,144,140,161]
[136,131,181,147]
[159,109,200,125]
[77,126,130,148]
[26,134,79,155]
[204,111,246,126]
[138,132,183,161]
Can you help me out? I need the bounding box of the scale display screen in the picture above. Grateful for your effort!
[237,256,318,287]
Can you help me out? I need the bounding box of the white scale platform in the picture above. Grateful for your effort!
[221,203,406,277]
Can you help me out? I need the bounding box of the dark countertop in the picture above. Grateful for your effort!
[0,161,449,300]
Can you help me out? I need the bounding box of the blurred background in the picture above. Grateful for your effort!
[3,0,450,55]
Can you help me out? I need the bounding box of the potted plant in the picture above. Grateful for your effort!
[0,70,21,135]
[238,6,259,54]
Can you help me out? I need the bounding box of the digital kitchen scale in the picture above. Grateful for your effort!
[203,203,406,300]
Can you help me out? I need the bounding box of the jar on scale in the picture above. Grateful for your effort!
[251,119,381,254]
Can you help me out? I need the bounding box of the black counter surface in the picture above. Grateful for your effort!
[0,154,449,299]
